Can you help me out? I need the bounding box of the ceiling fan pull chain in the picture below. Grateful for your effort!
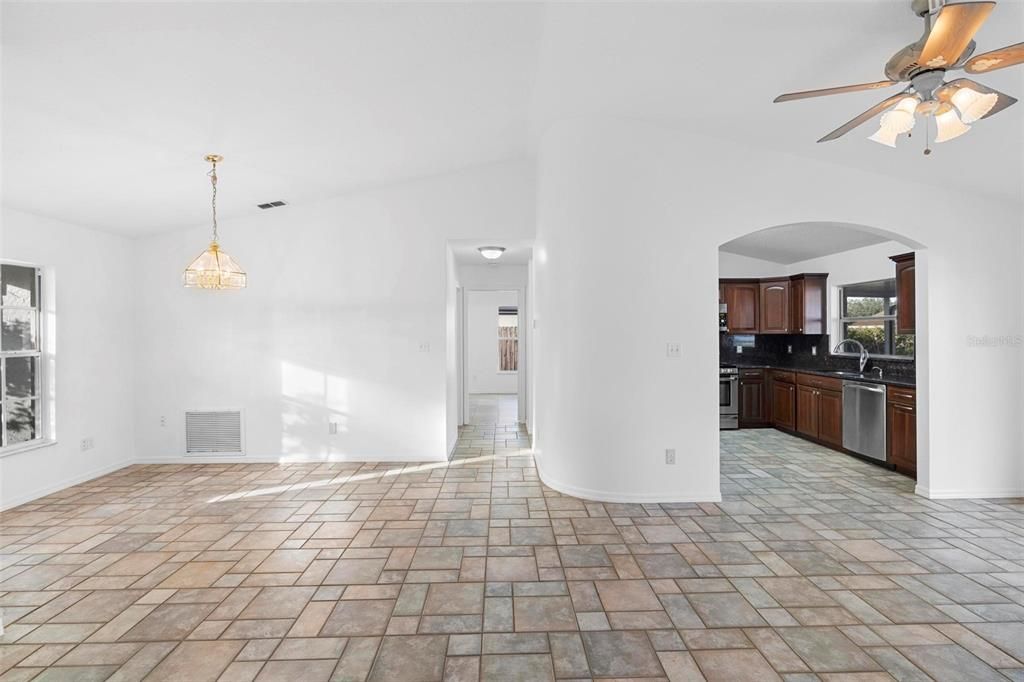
[924,116,933,155]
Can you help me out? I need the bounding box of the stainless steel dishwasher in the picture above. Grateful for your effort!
[842,380,887,462]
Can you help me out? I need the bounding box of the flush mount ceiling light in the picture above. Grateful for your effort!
[183,154,247,290]
[773,0,1021,153]
[478,246,506,260]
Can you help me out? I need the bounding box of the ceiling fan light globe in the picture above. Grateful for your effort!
[951,87,997,123]
[934,109,971,143]
[868,125,900,147]
[880,109,915,134]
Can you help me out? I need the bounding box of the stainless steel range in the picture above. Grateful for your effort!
[720,365,739,430]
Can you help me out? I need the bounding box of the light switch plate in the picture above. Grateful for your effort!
[666,343,681,358]
[418,343,431,352]
[665,449,676,465]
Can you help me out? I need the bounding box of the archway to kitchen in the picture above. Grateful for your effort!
[716,222,929,494]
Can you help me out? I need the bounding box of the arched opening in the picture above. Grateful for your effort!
[717,221,929,495]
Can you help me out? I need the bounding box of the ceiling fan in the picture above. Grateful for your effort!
[774,0,1022,151]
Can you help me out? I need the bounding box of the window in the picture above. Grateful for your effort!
[1,264,43,449]
[837,278,914,359]
[498,306,518,372]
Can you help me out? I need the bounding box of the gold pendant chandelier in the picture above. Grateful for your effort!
[183,154,247,290]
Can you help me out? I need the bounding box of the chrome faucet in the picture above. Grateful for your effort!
[833,339,869,373]
[868,366,883,379]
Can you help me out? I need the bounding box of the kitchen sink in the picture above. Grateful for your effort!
[829,371,867,378]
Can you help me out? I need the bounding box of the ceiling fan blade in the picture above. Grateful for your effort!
[964,41,1024,74]
[918,2,995,69]
[817,93,910,143]
[937,78,1018,119]
[774,81,900,103]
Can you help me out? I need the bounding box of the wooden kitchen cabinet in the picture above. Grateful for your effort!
[887,386,917,478]
[796,385,818,437]
[719,274,827,335]
[770,372,796,431]
[817,389,843,448]
[722,281,759,333]
[789,274,827,335]
[739,369,768,427]
[794,373,843,447]
[890,253,915,334]
[759,280,790,333]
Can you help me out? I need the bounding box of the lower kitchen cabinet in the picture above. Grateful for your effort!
[739,369,768,427]
[796,385,818,438]
[795,379,843,448]
[887,387,917,478]
[817,389,843,448]
[770,372,796,431]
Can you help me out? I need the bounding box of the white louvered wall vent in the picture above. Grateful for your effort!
[185,410,244,456]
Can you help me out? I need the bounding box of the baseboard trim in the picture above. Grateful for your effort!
[1,459,134,512]
[915,484,1024,500]
[534,451,722,504]
[136,454,448,465]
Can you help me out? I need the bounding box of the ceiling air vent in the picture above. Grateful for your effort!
[185,410,244,456]
[257,200,288,210]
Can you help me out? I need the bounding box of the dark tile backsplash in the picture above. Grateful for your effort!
[720,333,916,380]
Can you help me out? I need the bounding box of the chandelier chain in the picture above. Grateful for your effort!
[208,159,219,243]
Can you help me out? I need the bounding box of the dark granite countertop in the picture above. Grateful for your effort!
[728,363,916,388]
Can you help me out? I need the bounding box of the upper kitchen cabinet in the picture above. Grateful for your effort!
[722,280,759,333]
[890,253,915,334]
[759,279,790,333]
[789,274,827,335]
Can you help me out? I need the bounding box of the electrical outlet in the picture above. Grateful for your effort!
[736,345,743,354]
[811,346,817,356]
[80,437,94,451]
[160,416,166,427]
[329,422,338,435]
[418,342,431,352]
[666,342,681,358]
[665,449,676,465]
[787,345,793,354]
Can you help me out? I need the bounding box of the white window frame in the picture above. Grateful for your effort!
[834,278,914,361]
[0,262,51,455]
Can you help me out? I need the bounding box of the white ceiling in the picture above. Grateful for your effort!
[719,222,895,264]
[3,1,1022,236]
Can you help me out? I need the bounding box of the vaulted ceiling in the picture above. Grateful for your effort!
[3,1,1022,236]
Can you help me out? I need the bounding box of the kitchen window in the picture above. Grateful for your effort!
[498,306,518,372]
[1,263,44,450]
[837,278,914,359]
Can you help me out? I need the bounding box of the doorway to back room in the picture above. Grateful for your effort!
[465,290,521,426]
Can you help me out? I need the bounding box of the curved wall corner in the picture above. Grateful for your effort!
[531,121,722,504]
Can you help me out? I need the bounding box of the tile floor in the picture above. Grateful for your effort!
[465,394,519,427]
[1,426,1024,681]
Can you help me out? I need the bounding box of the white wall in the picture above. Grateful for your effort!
[0,208,136,510]
[466,290,518,394]
[445,247,461,456]
[132,160,535,464]
[534,117,1022,503]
